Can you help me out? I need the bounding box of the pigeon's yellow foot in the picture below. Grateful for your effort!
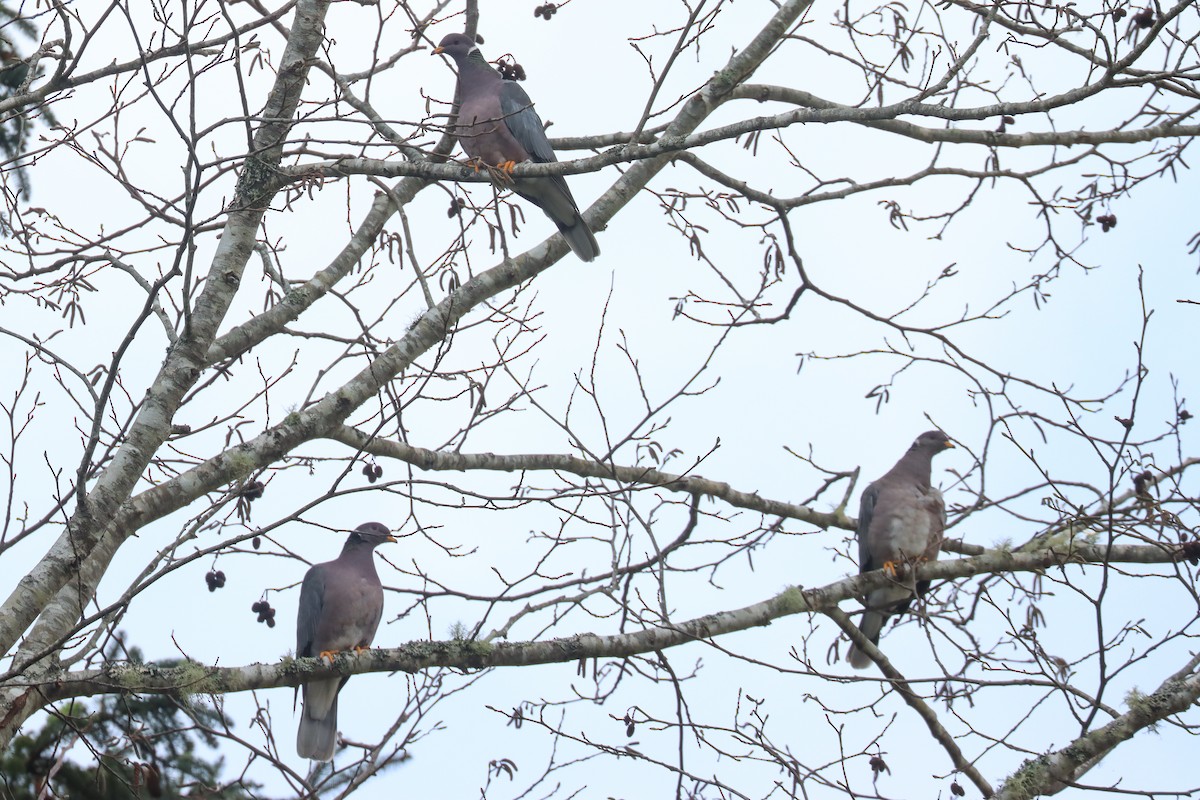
[497,159,517,175]
[318,649,340,663]
[882,561,899,578]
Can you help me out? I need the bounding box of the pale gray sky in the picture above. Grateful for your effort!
[2,0,1198,797]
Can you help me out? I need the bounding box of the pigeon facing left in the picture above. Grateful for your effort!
[847,430,954,669]
[433,32,600,262]
[295,522,396,761]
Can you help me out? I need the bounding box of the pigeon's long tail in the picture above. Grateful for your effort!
[515,177,600,262]
[846,611,888,669]
[297,682,339,761]
[556,215,600,262]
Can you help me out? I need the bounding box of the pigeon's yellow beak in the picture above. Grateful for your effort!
[386,535,398,543]
[432,46,445,55]
[943,440,956,449]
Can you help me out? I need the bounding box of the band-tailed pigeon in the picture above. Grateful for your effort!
[295,522,396,761]
[433,32,600,262]
[847,430,954,669]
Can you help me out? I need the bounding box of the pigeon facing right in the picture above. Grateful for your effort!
[846,430,954,669]
[433,32,600,262]
[295,522,396,761]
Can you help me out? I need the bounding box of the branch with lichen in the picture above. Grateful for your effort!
[12,541,1185,707]
[993,654,1200,799]
[326,424,848,530]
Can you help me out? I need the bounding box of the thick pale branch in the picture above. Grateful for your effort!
[0,0,336,665]
[326,426,987,556]
[326,425,847,530]
[275,107,1200,189]
[204,178,425,365]
[3,0,1197,792]
[994,655,1200,800]
[110,0,824,546]
[0,9,825,735]
[19,541,1183,704]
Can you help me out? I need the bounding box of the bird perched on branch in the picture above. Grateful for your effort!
[847,430,954,669]
[433,32,600,262]
[295,522,396,761]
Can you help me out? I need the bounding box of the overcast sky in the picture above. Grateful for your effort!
[2,0,1198,797]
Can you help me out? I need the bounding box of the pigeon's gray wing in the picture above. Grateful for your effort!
[856,482,879,575]
[293,563,324,716]
[296,562,339,761]
[296,564,326,659]
[848,481,900,669]
[498,81,600,261]
[499,81,555,163]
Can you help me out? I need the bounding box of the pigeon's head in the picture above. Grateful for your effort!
[348,521,397,548]
[910,430,954,457]
[434,33,480,62]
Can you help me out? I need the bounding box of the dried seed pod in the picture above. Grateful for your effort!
[1133,470,1154,498]
[497,58,526,81]
[255,600,276,625]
